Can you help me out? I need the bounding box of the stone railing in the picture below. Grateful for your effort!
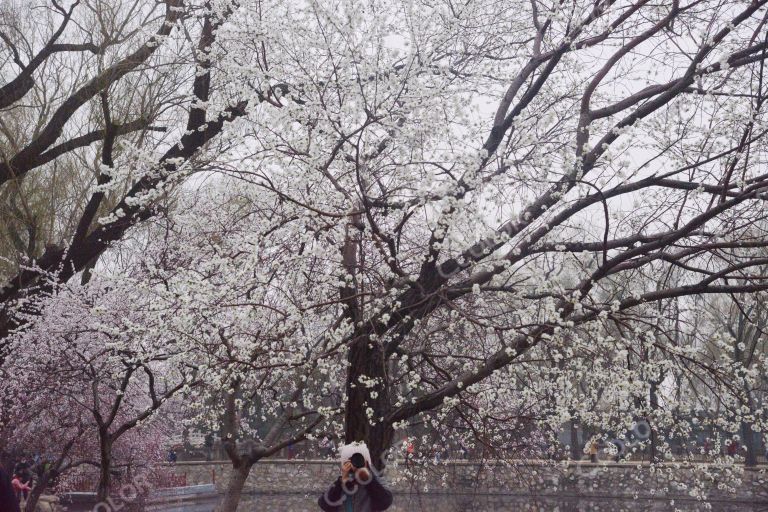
[169,459,768,504]
[42,460,768,511]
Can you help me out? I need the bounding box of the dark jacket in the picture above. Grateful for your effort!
[0,468,21,512]
[318,475,393,512]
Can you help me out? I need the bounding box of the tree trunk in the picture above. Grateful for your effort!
[216,462,252,512]
[345,337,393,469]
[24,473,48,512]
[742,421,758,466]
[96,436,112,502]
[340,211,395,468]
[648,382,659,463]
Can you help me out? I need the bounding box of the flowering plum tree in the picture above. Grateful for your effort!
[212,0,768,468]
[125,187,346,510]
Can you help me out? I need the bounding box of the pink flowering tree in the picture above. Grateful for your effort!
[6,276,197,502]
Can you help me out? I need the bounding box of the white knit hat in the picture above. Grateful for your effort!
[339,441,372,468]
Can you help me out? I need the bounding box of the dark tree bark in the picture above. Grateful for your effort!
[96,436,112,503]
[345,337,394,469]
[649,382,659,463]
[23,472,49,512]
[741,420,758,467]
[216,461,252,512]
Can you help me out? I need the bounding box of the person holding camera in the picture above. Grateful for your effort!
[318,441,393,512]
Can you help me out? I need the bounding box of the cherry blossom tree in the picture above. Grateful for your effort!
[5,274,197,502]
[0,375,93,512]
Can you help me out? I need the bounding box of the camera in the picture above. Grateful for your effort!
[349,452,366,469]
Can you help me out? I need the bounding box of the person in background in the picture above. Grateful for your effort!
[432,443,443,464]
[11,473,32,508]
[204,433,215,462]
[585,439,599,463]
[318,441,392,512]
[0,465,21,512]
[459,440,469,460]
[287,441,296,460]
[12,462,30,484]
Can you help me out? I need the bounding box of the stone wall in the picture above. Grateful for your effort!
[167,459,768,511]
